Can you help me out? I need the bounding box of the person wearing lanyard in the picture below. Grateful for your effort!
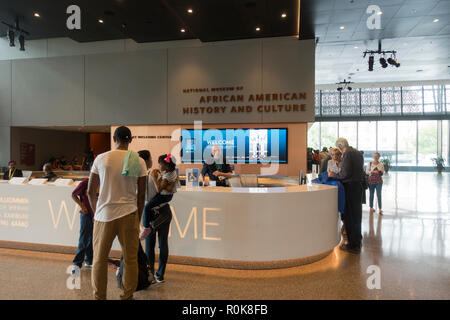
[3,160,23,180]
[201,145,232,187]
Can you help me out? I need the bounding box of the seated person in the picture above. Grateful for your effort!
[201,145,232,187]
[82,148,95,171]
[59,156,73,170]
[3,160,23,180]
[43,163,58,182]
[71,156,83,171]
[49,157,62,170]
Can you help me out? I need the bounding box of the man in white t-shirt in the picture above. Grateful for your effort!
[87,126,147,300]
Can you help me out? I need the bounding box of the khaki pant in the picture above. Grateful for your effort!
[92,211,139,300]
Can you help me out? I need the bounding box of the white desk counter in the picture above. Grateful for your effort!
[0,182,340,269]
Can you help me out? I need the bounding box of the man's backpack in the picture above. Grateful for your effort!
[116,242,152,291]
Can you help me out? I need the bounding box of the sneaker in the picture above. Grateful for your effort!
[154,272,165,283]
[139,227,152,240]
[84,262,92,269]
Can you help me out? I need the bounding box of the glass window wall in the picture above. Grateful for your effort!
[307,119,448,168]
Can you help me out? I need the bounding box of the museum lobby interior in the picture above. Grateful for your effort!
[0,0,448,301]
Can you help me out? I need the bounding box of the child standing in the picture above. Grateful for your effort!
[139,154,177,240]
[71,178,94,270]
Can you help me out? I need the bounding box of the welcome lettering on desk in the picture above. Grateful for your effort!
[169,206,222,241]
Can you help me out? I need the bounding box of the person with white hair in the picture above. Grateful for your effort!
[201,144,232,187]
[328,137,364,254]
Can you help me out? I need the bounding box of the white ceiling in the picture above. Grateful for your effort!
[311,0,450,84]
[316,35,450,84]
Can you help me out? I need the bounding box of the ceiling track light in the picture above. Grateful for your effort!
[368,55,374,72]
[336,79,353,91]
[387,57,400,67]
[7,29,15,47]
[363,39,400,71]
[2,18,30,51]
[18,34,25,51]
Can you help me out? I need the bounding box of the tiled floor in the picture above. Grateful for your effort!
[0,172,449,300]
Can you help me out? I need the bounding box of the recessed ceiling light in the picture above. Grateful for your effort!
[339,26,345,30]
[354,46,358,49]
[187,8,193,14]
[255,27,261,31]
[378,11,383,15]
[281,13,287,18]
[433,18,439,22]
[98,19,104,24]
[34,12,40,18]
[180,28,186,33]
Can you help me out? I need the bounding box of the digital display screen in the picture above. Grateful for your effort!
[181,128,288,163]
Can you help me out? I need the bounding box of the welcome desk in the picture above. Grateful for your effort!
[0,179,340,269]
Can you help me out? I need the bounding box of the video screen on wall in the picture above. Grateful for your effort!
[180,128,288,163]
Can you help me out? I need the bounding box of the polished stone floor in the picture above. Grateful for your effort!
[0,172,449,300]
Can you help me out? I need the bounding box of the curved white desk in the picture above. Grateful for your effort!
[0,182,340,269]
[168,184,340,269]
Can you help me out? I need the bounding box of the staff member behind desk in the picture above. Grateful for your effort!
[201,145,232,187]
[43,163,58,182]
[3,160,23,180]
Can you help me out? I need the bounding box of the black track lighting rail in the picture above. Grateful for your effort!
[2,18,30,35]
[362,39,396,57]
